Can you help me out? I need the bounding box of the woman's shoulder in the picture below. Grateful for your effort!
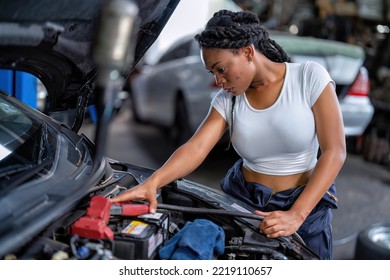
[211,89,233,121]
[286,61,331,83]
[212,89,231,105]
[291,61,334,105]
[211,89,233,107]
[302,61,329,76]
[213,89,230,99]
[286,60,327,72]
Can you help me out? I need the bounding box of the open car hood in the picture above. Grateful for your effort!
[0,0,180,112]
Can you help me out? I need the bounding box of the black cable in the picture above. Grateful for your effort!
[158,204,359,247]
[225,245,288,260]
[157,204,306,244]
[157,204,264,221]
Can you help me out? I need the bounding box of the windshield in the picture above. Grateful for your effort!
[0,94,56,188]
[0,95,40,161]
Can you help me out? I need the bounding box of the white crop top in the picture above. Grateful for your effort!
[211,61,335,175]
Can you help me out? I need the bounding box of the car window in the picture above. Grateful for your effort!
[158,39,193,63]
[189,40,200,56]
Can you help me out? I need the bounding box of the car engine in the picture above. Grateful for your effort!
[3,163,319,260]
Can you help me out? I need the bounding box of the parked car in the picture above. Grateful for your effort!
[129,31,374,146]
[0,0,320,260]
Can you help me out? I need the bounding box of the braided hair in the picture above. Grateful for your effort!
[194,9,291,149]
[195,9,290,62]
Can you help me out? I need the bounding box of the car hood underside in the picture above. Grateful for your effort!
[0,0,180,112]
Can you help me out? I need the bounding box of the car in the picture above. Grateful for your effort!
[129,31,375,146]
[0,0,319,260]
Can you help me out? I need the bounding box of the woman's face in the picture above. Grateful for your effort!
[200,47,254,96]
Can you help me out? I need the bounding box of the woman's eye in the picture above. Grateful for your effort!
[217,67,225,74]
[207,67,225,75]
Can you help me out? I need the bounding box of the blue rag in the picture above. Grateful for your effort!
[158,219,225,260]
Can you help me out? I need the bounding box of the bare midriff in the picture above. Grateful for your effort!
[241,166,313,193]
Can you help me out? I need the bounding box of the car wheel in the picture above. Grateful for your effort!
[171,96,191,147]
[355,223,390,259]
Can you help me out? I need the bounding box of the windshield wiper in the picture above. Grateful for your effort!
[0,164,33,179]
[0,159,52,190]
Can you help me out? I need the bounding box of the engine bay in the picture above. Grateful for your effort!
[3,164,319,260]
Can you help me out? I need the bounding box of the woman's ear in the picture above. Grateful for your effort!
[242,45,254,62]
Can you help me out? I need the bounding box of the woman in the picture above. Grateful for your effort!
[112,9,346,259]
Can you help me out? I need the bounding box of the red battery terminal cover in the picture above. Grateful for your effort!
[71,195,114,240]
[71,196,150,240]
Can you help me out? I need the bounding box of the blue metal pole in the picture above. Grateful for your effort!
[0,69,14,94]
[15,71,37,109]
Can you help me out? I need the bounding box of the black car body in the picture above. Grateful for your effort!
[0,0,319,260]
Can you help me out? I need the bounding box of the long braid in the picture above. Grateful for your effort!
[194,10,291,149]
[225,95,236,150]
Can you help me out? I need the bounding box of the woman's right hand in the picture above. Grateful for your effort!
[110,182,158,213]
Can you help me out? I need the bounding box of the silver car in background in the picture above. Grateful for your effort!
[129,32,374,146]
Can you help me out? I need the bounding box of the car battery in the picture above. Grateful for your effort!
[111,210,169,259]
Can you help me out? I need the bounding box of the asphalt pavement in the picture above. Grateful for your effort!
[81,101,390,260]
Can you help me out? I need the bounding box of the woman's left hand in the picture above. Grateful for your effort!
[255,209,304,238]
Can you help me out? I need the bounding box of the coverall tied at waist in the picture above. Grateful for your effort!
[220,159,338,260]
